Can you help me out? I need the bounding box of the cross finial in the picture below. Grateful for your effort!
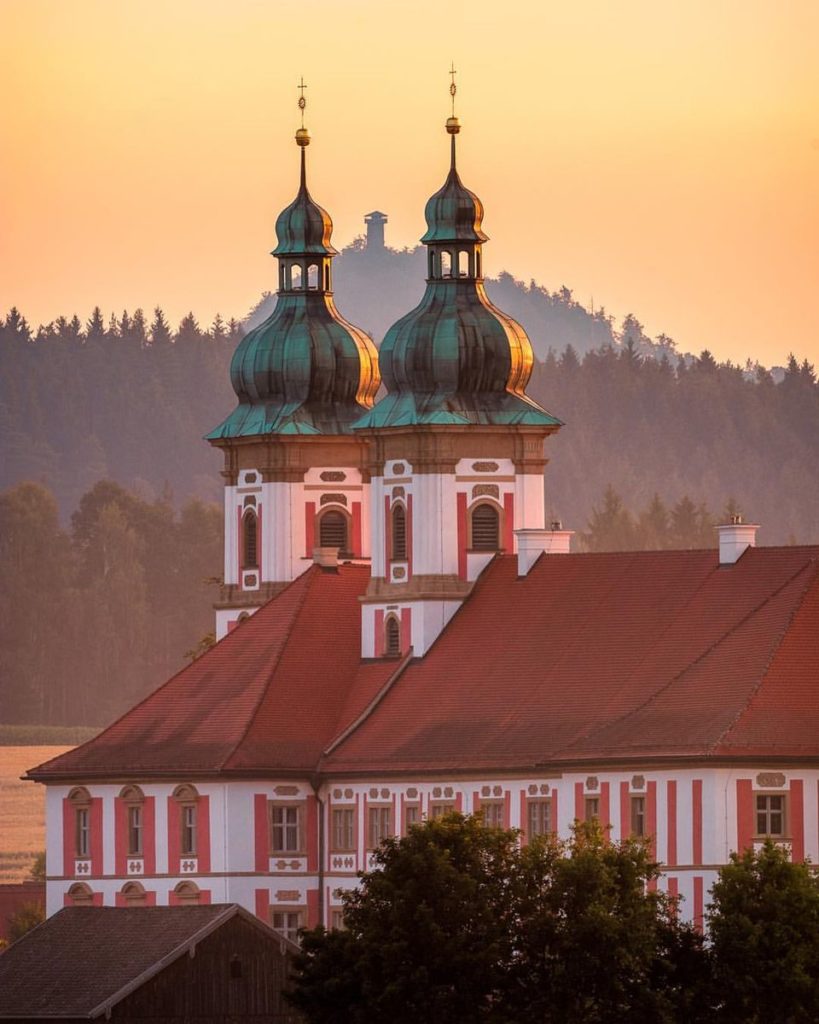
[449,62,457,116]
[298,76,307,127]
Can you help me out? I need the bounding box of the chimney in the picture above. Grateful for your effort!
[515,524,574,576]
[313,547,339,569]
[717,514,759,565]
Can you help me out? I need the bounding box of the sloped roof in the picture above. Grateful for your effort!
[0,904,294,1019]
[322,546,819,772]
[29,547,819,782]
[29,565,379,780]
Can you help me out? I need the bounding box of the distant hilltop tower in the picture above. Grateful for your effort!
[364,210,388,250]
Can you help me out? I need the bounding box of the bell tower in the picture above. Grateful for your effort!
[354,72,562,659]
[207,84,380,639]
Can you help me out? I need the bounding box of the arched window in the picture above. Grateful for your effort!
[324,264,331,290]
[67,882,94,906]
[290,263,302,290]
[428,250,434,278]
[476,250,482,278]
[120,881,147,906]
[385,616,401,658]
[307,264,319,289]
[243,510,258,569]
[458,250,470,277]
[174,880,201,905]
[173,784,199,857]
[470,503,500,551]
[69,787,92,859]
[391,504,407,560]
[319,510,348,553]
[440,250,452,278]
[120,785,145,857]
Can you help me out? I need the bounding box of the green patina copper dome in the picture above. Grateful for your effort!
[356,121,560,430]
[208,133,379,439]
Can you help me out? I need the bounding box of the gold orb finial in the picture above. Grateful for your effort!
[446,116,460,135]
[295,127,311,147]
[446,63,460,134]
[295,76,310,146]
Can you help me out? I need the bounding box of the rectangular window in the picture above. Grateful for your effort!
[630,796,646,837]
[269,804,302,854]
[481,801,505,829]
[584,797,599,823]
[331,909,345,931]
[75,807,90,858]
[404,805,420,831]
[181,804,197,856]
[756,794,786,837]
[368,806,393,849]
[127,805,143,856]
[271,910,303,944]
[331,808,355,852]
[429,802,455,820]
[527,799,552,840]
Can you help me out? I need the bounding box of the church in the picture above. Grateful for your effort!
[29,91,819,939]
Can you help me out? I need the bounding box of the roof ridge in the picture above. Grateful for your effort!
[712,560,819,752]
[218,566,320,770]
[321,648,415,759]
[567,558,818,757]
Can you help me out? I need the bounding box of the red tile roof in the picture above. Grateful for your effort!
[30,547,819,781]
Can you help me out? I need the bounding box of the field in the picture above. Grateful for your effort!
[0,747,72,882]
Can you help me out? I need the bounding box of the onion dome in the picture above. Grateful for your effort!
[356,116,559,429]
[208,122,379,439]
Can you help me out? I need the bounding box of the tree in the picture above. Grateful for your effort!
[583,485,636,551]
[289,817,707,1024]
[708,841,819,1023]
[7,903,45,944]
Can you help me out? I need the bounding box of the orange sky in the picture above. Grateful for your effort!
[1,0,817,366]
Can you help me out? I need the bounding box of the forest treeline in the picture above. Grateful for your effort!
[0,480,221,726]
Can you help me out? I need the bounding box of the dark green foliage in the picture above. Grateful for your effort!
[708,841,819,1023]
[7,903,45,944]
[289,817,707,1024]
[0,479,222,727]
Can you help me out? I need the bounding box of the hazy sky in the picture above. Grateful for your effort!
[1,0,817,366]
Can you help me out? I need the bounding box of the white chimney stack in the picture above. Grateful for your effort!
[516,524,574,576]
[313,547,339,568]
[717,515,759,565]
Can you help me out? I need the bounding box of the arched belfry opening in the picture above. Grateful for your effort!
[243,510,258,569]
[470,503,501,551]
[318,509,349,554]
[385,616,401,658]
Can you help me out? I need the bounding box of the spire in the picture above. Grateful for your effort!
[296,75,310,190]
[447,62,460,170]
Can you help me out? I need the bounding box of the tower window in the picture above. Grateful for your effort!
[458,250,470,277]
[391,504,407,560]
[470,503,500,551]
[324,263,331,290]
[385,616,401,658]
[290,263,302,290]
[128,805,143,857]
[319,510,348,553]
[307,263,319,289]
[173,784,200,857]
[440,250,452,278]
[243,510,258,569]
[476,250,482,278]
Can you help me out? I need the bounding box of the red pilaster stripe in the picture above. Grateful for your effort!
[552,789,559,836]
[667,876,679,898]
[736,779,754,853]
[456,792,464,812]
[90,798,103,876]
[620,781,630,840]
[457,492,467,580]
[236,506,242,582]
[384,495,391,573]
[790,779,804,862]
[666,781,677,866]
[352,501,362,557]
[256,507,263,579]
[519,792,526,839]
[197,796,210,874]
[503,492,514,552]
[503,791,512,828]
[600,782,611,840]
[646,781,657,859]
[256,889,271,920]
[306,795,318,872]
[400,607,412,655]
[693,876,704,933]
[692,779,703,865]
[167,797,181,875]
[407,494,413,579]
[142,797,155,875]
[304,501,316,557]
[307,887,319,929]
[200,889,212,905]
[254,794,268,872]
[574,782,583,822]
[374,609,384,658]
